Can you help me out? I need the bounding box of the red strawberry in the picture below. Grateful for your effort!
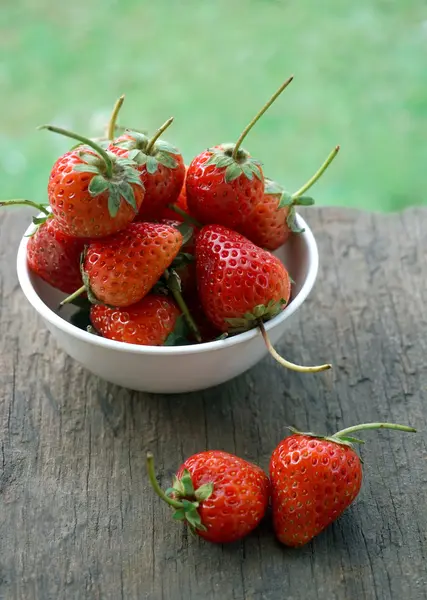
[196,224,331,372]
[109,118,185,221]
[27,217,87,293]
[270,422,416,547]
[195,224,291,332]
[90,295,181,345]
[240,147,340,250]
[186,77,293,229]
[160,167,189,222]
[147,450,270,543]
[62,222,182,308]
[41,125,144,238]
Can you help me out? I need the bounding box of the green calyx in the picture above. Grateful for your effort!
[39,124,142,219]
[146,453,214,535]
[204,144,263,184]
[287,422,416,449]
[225,299,286,333]
[115,117,180,174]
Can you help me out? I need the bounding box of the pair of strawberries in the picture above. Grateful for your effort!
[148,422,415,546]
[4,77,340,371]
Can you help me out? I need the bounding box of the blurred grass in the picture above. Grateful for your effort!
[1,0,426,211]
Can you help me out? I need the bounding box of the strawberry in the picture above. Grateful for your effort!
[40,125,144,238]
[186,77,293,229]
[0,199,87,293]
[160,167,189,222]
[90,294,181,345]
[240,147,340,250]
[196,224,331,372]
[270,422,416,547]
[109,118,185,221]
[147,450,270,544]
[62,222,182,308]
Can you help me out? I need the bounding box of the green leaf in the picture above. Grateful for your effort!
[177,223,194,246]
[164,315,192,346]
[265,178,284,196]
[195,483,214,502]
[171,252,194,269]
[108,186,121,218]
[117,181,137,211]
[338,436,365,445]
[77,152,101,166]
[155,140,180,155]
[214,332,229,341]
[241,164,254,180]
[146,156,159,174]
[215,155,234,169]
[32,215,49,225]
[123,166,143,187]
[182,502,206,531]
[180,470,195,496]
[286,205,304,234]
[156,152,178,169]
[172,509,186,521]
[73,163,99,174]
[225,163,243,183]
[88,175,109,197]
[294,195,315,207]
[127,149,141,161]
[164,487,175,497]
[277,191,293,209]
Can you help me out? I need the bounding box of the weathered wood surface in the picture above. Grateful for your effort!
[0,207,426,600]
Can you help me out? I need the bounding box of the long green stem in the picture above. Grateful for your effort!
[232,75,294,160]
[146,117,174,154]
[59,285,86,308]
[292,145,340,199]
[39,125,114,179]
[259,321,331,373]
[146,452,183,509]
[107,94,125,140]
[165,269,202,342]
[335,422,416,438]
[0,199,50,215]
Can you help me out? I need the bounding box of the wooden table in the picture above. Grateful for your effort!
[1,208,426,600]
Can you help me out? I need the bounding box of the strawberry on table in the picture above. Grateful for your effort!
[40,124,144,238]
[186,76,293,229]
[270,422,416,547]
[240,147,340,250]
[195,224,330,372]
[147,450,270,543]
[62,222,183,308]
[90,295,181,345]
[109,117,185,221]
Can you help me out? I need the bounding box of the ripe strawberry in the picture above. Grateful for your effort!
[90,295,181,345]
[196,224,331,372]
[147,450,270,544]
[62,222,182,308]
[109,118,185,221]
[186,77,293,229]
[240,147,340,251]
[160,167,189,222]
[270,422,416,547]
[41,125,144,238]
[196,224,291,332]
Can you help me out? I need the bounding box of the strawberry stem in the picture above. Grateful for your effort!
[0,199,50,215]
[107,94,125,141]
[146,117,174,154]
[232,75,294,160]
[164,269,202,342]
[334,422,416,438]
[292,145,340,199]
[146,452,183,509]
[167,204,202,228]
[39,125,114,179]
[258,321,331,373]
[59,285,86,308]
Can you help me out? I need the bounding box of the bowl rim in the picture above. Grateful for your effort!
[16,213,319,356]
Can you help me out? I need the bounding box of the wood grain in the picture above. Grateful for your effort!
[0,207,426,600]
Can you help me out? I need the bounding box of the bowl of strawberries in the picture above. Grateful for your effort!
[11,80,339,393]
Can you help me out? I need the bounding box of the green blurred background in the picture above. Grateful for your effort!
[1,0,426,211]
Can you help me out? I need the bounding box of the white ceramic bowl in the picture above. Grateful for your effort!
[17,214,319,394]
